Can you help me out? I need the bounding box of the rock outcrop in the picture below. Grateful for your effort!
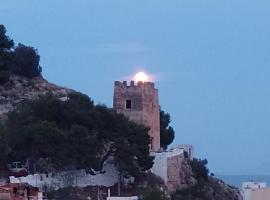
[199,176,243,200]
[178,157,197,187]
[0,75,72,118]
[172,158,243,200]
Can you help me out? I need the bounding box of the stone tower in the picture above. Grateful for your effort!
[113,80,160,151]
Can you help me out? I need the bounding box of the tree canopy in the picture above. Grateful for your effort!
[0,24,14,52]
[0,24,14,84]
[143,187,169,200]
[0,24,42,84]
[11,43,42,78]
[160,110,175,150]
[0,124,10,167]
[1,92,154,176]
[190,158,209,181]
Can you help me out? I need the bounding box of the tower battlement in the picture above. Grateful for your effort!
[114,80,155,88]
[113,80,160,151]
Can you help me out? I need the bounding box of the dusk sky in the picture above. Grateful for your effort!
[1,0,270,174]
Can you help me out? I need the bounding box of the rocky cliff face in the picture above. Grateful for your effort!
[178,157,198,187]
[172,158,243,200]
[0,75,72,118]
[205,177,243,200]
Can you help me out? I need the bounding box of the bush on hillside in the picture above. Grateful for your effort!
[11,43,42,78]
[142,187,169,200]
[190,158,209,181]
[0,24,14,84]
[0,70,10,84]
[0,24,42,82]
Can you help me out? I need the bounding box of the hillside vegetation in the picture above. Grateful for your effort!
[0,24,175,178]
[0,92,155,177]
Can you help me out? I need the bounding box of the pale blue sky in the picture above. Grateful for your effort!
[1,0,270,174]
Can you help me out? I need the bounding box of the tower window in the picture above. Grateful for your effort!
[126,100,132,109]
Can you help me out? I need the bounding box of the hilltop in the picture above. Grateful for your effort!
[0,24,72,118]
[0,24,243,200]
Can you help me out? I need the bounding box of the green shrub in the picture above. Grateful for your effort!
[0,70,10,84]
[142,187,168,200]
[190,158,209,181]
[160,110,175,150]
[0,24,42,80]
[0,24,14,51]
[0,24,14,84]
[12,43,42,78]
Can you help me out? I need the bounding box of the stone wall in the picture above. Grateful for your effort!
[167,153,185,192]
[151,148,189,192]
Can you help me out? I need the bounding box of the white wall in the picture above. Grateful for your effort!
[107,197,138,200]
[151,148,184,184]
[9,148,185,191]
[10,162,119,191]
[151,152,168,183]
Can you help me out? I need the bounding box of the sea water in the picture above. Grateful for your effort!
[217,175,270,188]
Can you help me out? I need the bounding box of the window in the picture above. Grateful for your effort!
[126,100,132,109]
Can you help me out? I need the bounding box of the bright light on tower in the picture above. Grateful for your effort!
[134,72,149,82]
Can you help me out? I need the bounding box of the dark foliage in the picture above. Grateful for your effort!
[142,187,169,200]
[4,92,154,176]
[160,110,175,150]
[172,184,207,200]
[0,24,14,51]
[0,24,42,83]
[0,24,14,84]
[12,43,42,78]
[0,70,10,84]
[0,125,10,167]
[190,158,209,181]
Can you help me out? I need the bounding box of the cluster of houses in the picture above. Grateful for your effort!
[241,181,270,200]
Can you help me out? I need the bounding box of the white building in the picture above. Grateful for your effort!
[241,181,270,200]
[174,144,194,160]
[107,198,138,200]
